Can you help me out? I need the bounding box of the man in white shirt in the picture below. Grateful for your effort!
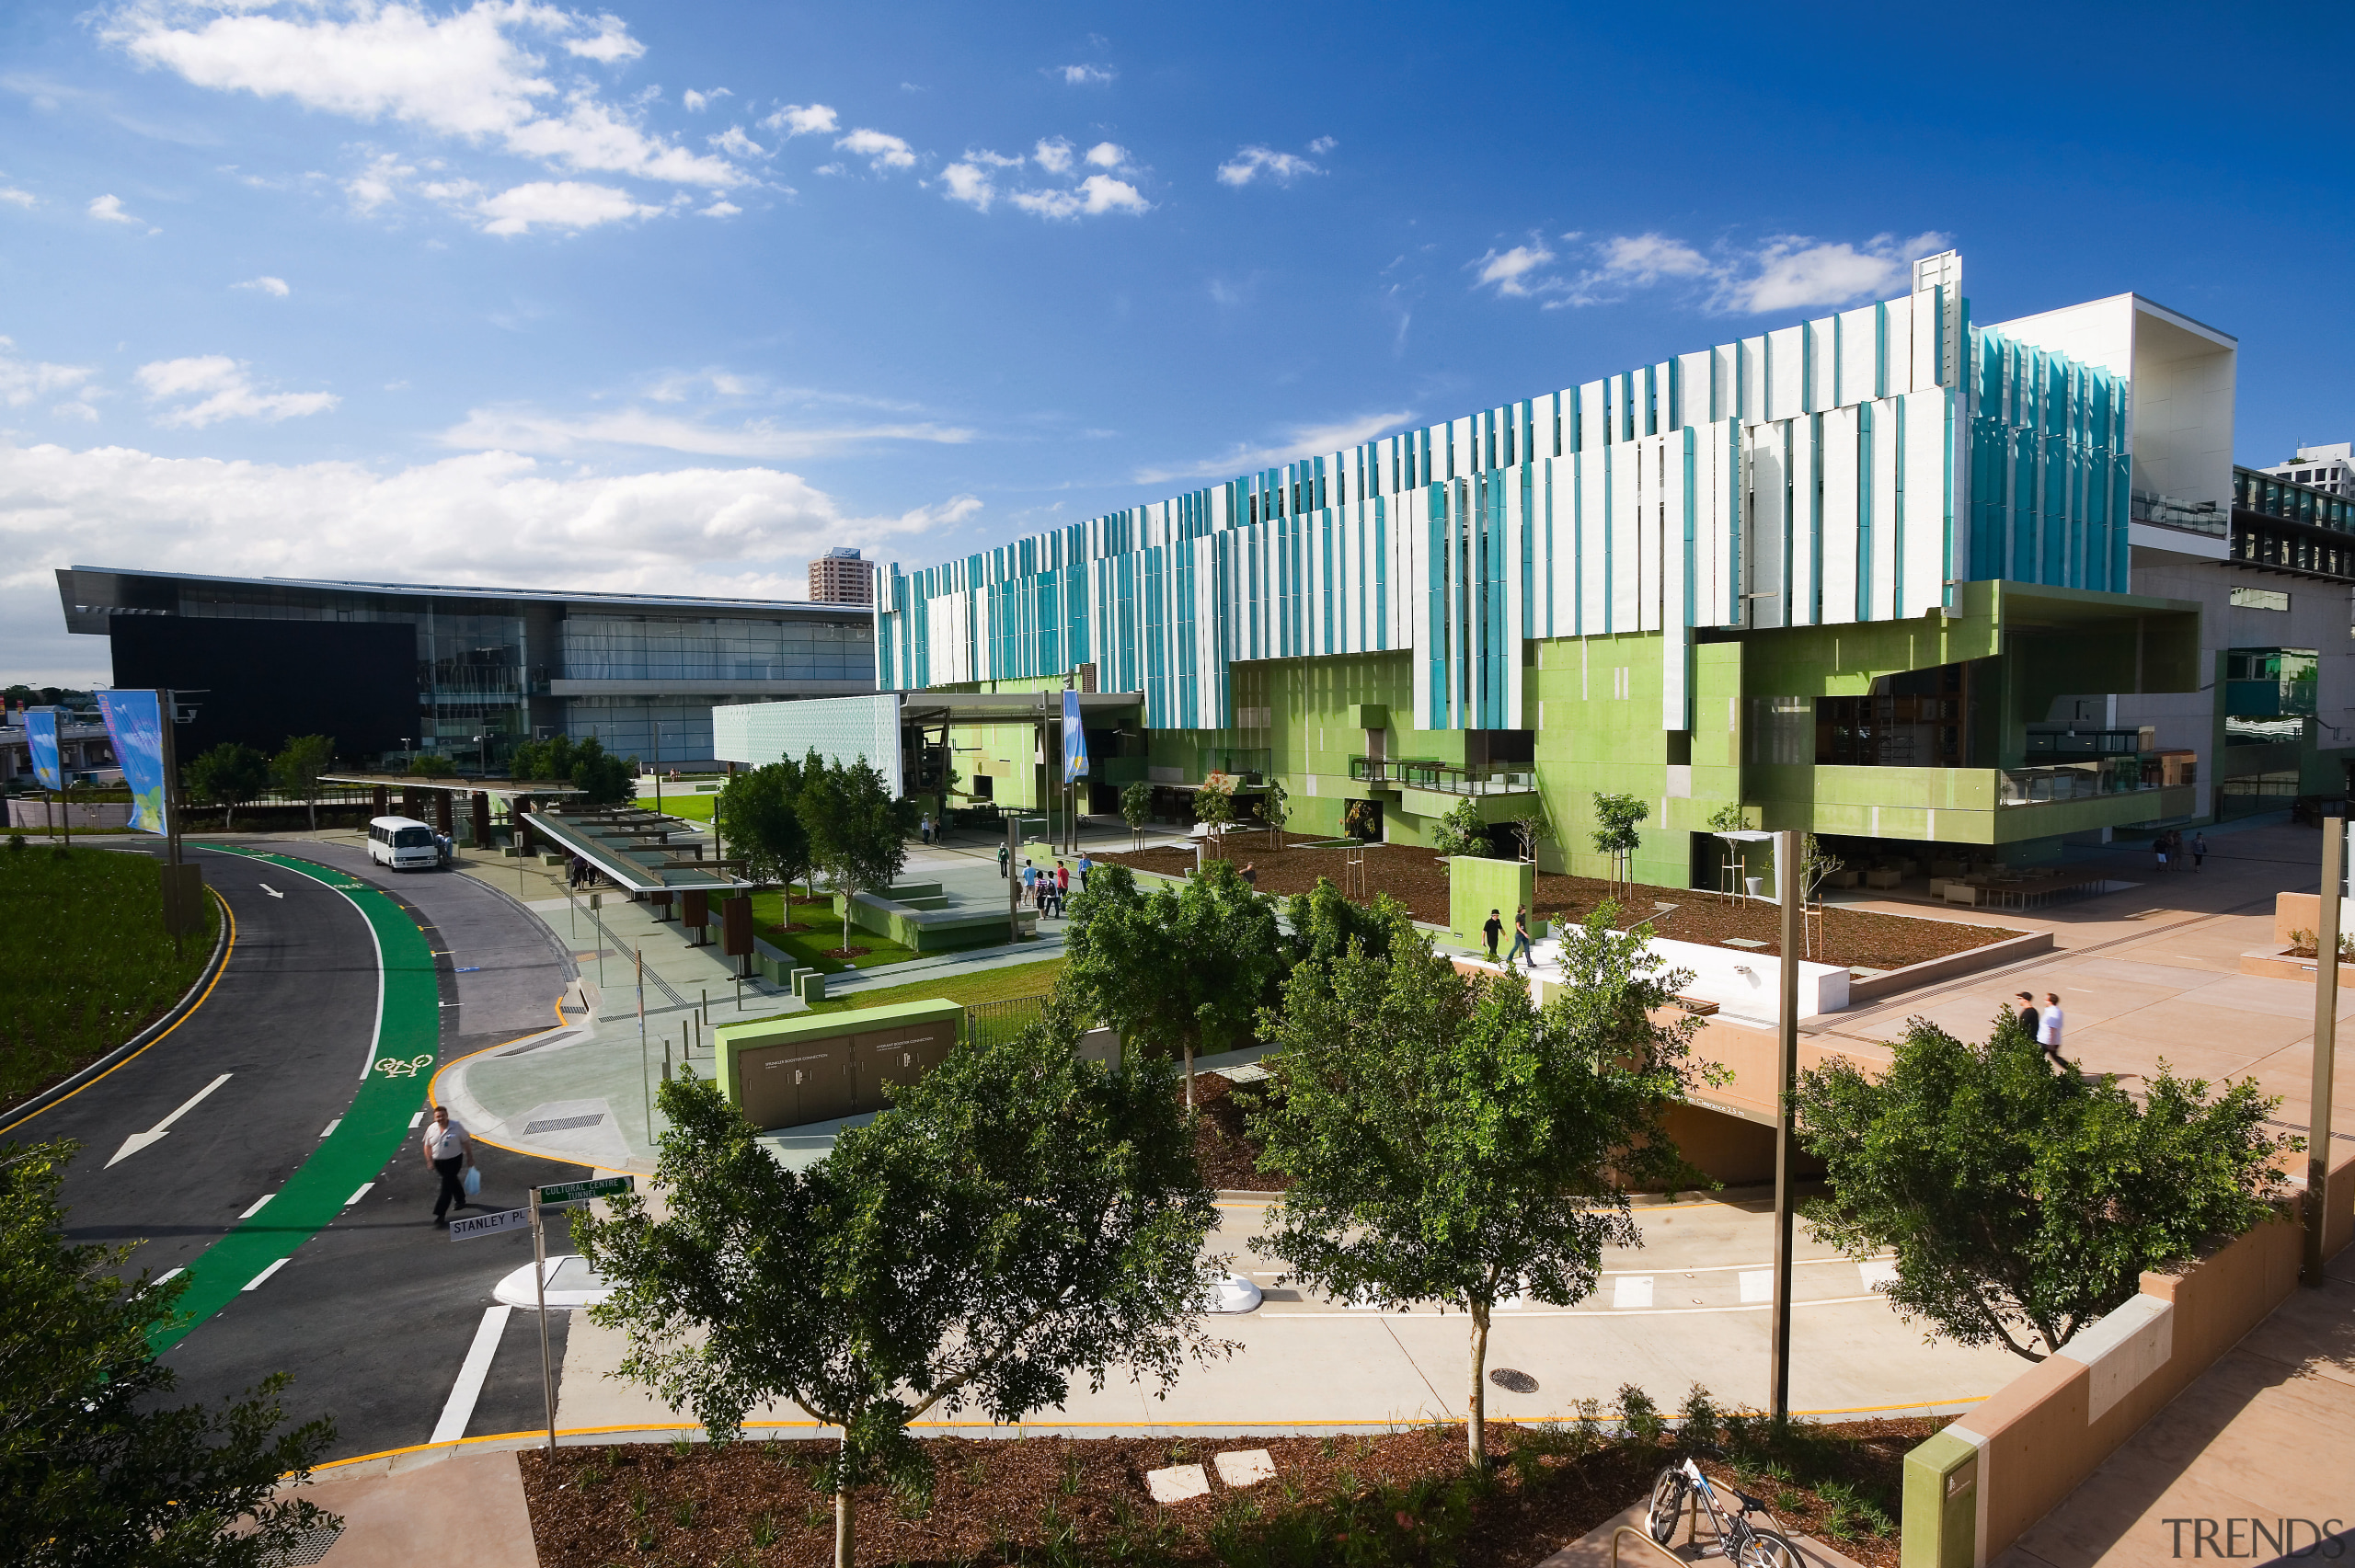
[420,1104,475,1227]
[2037,992,2068,1072]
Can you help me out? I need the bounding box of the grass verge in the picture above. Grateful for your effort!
[748,889,919,972]
[635,792,716,822]
[0,844,220,1107]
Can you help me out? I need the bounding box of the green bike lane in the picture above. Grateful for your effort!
[148,844,443,1355]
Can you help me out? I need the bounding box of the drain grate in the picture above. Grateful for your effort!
[264,1521,346,1566]
[1488,1367,1540,1393]
[523,1113,605,1135]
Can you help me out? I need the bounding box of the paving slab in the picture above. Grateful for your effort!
[306,1448,538,1567]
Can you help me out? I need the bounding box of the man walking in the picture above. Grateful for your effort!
[997,841,1010,879]
[1507,906,1534,966]
[420,1104,475,1227]
[2038,992,2067,1069]
[2191,830,2209,872]
[1482,908,1503,961]
[919,812,933,846]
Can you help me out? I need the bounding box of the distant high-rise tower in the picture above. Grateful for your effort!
[809,546,873,604]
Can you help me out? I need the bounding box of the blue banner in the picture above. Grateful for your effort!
[97,690,169,837]
[1061,689,1089,784]
[25,708,62,790]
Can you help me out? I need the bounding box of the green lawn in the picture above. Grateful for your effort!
[790,956,1065,1019]
[748,888,919,972]
[0,845,221,1106]
[634,792,716,821]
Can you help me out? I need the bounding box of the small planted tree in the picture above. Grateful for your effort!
[1797,833,1844,958]
[1249,908,1706,1467]
[1797,1009,2296,1361]
[576,1006,1224,1568]
[0,1141,340,1565]
[716,757,810,897]
[1261,776,1291,849]
[1430,795,1489,860]
[1591,791,1648,896]
[270,734,335,831]
[799,756,914,955]
[1194,771,1239,861]
[1705,801,1749,899]
[1120,779,1154,852]
[1062,860,1281,1111]
[183,742,270,830]
[1508,804,1552,865]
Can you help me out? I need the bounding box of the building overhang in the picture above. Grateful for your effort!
[322,773,584,800]
[525,804,753,894]
[549,678,877,698]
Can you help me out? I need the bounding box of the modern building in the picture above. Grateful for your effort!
[809,547,875,606]
[52,567,875,771]
[2257,441,2355,500]
[841,251,2349,885]
[0,713,115,791]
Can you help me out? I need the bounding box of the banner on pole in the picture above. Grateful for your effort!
[1061,689,1088,784]
[96,690,169,837]
[24,709,62,790]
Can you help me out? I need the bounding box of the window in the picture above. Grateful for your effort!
[2231,586,2290,612]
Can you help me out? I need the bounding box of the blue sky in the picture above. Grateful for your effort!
[3,1,2349,682]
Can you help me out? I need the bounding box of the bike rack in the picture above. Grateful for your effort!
[1611,1525,1693,1567]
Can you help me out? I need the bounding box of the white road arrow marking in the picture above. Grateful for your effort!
[107,1072,233,1168]
[259,882,284,898]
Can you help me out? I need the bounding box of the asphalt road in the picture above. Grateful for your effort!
[22,838,599,1461]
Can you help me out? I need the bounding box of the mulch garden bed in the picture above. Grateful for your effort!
[1189,1071,1289,1193]
[520,1414,1936,1567]
[1096,835,2019,973]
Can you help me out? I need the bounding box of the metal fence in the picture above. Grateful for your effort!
[964,992,1050,1048]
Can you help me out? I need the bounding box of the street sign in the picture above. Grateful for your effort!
[535,1174,634,1207]
[451,1207,531,1241]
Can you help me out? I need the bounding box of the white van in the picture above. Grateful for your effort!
[367,815,449,872]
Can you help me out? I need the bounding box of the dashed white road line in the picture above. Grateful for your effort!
[319,1118,340,1138]
[409,1112,425,1128]
[431,1305,513,1444]
[242,1257,290,1291]
[345,1183,374,1207]
[239,1193,276,1219]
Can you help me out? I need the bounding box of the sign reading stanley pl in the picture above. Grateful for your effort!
[536,1175,634,1207]
[449,1207,531,1241]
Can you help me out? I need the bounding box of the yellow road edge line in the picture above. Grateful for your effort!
[0,887,237,1138]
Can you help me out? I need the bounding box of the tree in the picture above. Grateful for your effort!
[1193,771,1239,860]
[1705,802,1751,899]
[506,732,577,784]
[1591,792,1648,895]
[1062,860,1281,1111]
[574,1004,1223,1568]
[183,743,270,830]
[1430,796,1489,860]
[1508,804,1552,865]
[0,1142,339,1566]
[270,734,335,831]
[1796,833,1845,957]
[1262,777,1291,849]
[509,733,631,805]
[798,756,914,954]
[404,753,456,778]
[716,758,810,895]
[1796,1009,2295,1362]
[1340,798,1381,843]
[1279,877,1419,988]
[1247,908,1706,1467]
[1119,779,1154,852]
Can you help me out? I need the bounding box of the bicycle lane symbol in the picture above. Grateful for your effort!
[375,1054,434,1079]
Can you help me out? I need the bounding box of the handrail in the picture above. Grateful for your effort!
[1610,1525,1690,1567]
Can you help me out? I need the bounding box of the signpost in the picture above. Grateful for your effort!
[2305,820,2344,1288]
[447,1175,642,1457]
[1768,830,1801,1422]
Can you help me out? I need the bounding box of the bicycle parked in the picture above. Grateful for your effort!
[1645,1454,1802,1566]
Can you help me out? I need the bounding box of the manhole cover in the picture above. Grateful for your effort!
[1488,1367,1539,1393]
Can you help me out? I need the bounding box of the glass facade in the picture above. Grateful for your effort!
[2232,467,2355,581]
[561,614,869,682]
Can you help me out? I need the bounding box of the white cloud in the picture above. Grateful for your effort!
[760,102,836,137]
[0,187,36,208]
[475,179,662,234]
[1084,141,1130,170]
[1216,144,1323,187]
[437,405,975,459]
[0,437,982,681]
[940,161,996,212]
[233,275,292,296]
[87,192,140,223]
[1469,242,1556,298]
[1469,227,1954,314]
[1009,173,1147,221]
[813,162,844,177]
[1307,135,1336,154]
[697,199,740,219]
[1055,63,1115,85]
[1133,409,1415,486]
[708,125,764,159]
[1031,136,1074,175]
[835,127,916,172]
[345,151,414,212]
[135,356,338,428]
[561,12,644,63]
[1724,231,1950,313]
[109,2,744,189]
[681,86,730,112]
[0,338,100,418]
